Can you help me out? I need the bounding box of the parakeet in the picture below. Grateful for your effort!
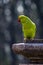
[18,15,36,40]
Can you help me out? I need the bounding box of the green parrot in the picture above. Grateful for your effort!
[18,15,36,40]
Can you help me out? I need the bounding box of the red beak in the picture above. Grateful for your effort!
[18,18,20,22]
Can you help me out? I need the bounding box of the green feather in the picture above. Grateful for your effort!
[18,15,36,39]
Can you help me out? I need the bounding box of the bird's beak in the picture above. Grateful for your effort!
[18,18,20,22]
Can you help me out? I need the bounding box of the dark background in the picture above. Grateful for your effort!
[0,0,43,65]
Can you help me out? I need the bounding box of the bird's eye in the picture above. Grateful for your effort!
[18,18,20,22]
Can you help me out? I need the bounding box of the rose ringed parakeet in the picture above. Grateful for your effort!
[18,15,36,40]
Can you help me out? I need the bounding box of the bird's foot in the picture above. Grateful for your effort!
[24,38,27,43]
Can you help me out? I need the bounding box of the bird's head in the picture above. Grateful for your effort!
[18,15,27,23]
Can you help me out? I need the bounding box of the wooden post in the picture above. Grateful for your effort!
[12,39,43,63]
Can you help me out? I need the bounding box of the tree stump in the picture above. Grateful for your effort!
[12,39,43,63]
